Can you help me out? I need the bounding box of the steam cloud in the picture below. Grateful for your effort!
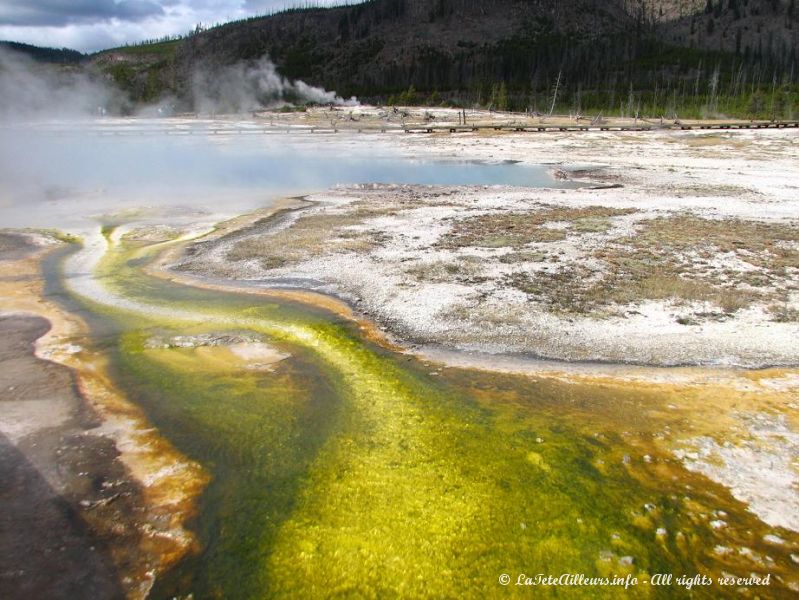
[0,47,358,120]
[192,56,358,114]
[0,47,124,120]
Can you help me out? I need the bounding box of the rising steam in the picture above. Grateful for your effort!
[0,47,124,120]
[0,47,358,120]
[191,56,358,114]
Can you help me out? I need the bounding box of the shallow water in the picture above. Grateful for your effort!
[10,122,796,598]
[0,120,570,231]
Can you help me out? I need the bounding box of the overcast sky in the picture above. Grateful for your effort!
[0,1,347,53]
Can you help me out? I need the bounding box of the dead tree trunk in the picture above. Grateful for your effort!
[548,70,562,117]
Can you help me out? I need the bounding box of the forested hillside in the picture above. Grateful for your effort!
[0,41,84,64]
[5,0,798,118]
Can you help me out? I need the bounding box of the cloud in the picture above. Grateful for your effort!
[0,1,352,52]
[0,1,165,27]
[241,0,326,12]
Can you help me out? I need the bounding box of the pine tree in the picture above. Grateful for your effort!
[489,83,499,109]
[497,82,509,111]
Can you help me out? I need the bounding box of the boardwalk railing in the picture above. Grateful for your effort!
[400,121,799,134]
[11,120,799,137]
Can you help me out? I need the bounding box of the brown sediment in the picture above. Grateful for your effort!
[0,232,208,599]
[445,353,799,535]
[416,344,799,392]
[600,373,799,533]
[420,344,799,439]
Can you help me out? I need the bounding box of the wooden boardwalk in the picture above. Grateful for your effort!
[400,120,799,134]
[24,119,799,137]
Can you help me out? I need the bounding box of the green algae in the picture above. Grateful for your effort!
[56,235,799,599]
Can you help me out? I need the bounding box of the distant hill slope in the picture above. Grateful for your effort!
[89,39,182,104]
[0,0,786,117]
[171,0,638,100]
[0,41,84,64]
[86,0,794,116]
[651,0,797,58]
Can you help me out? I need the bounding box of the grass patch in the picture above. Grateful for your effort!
[675,183,755,197]
[498,250,548,264]
[571,216,616,233]
[226,206,395,269]
[406,259,486,283]
[440,206,636,249]
[510,265,758,317]
[682,134,734,148]
[122,226,182,244]
[508,215,797,316]
[597,214,799,314]
[769,304,799,323]
[507,267,597,313]
[624,214,799,260]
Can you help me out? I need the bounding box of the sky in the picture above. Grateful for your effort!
[0,1,348,53]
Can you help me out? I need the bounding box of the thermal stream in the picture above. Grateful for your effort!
[48,222,798,599]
